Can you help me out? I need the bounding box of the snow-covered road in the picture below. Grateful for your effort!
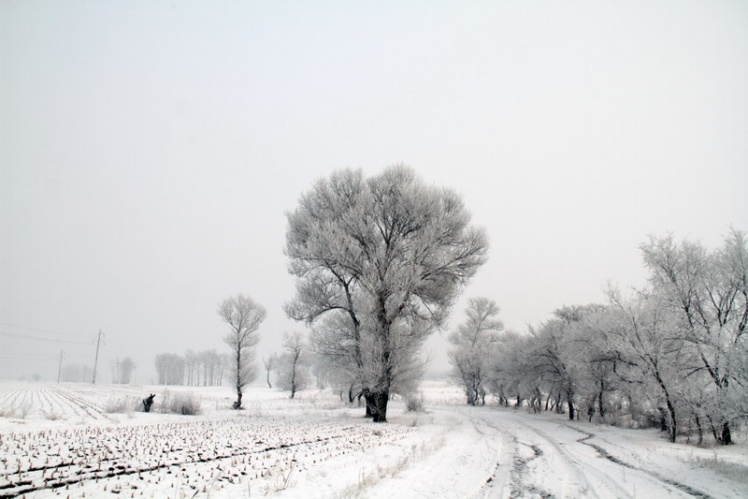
[365,406,747,498]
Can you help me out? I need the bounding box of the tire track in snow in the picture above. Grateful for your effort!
[487,414,621,498]
[565,425,715,499]
[466,413,557,499]
[509,441,553,498]
[466,412,513,498]
[513,418,637,498]
[469,410,644,498]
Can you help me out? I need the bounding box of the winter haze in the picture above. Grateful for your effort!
[1,1,747,382]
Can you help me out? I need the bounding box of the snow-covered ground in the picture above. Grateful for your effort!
[0,380,746,498]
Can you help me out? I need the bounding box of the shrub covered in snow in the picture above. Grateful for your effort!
[159,390,202,415]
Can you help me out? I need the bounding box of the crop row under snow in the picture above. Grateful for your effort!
[0,381,434,498]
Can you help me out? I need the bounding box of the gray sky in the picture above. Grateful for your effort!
[2,1,747,382]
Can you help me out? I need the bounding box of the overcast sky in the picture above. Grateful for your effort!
[1,1,747,383]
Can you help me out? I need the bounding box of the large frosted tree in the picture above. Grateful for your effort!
[286,165,488,422]
[218,294,266,410]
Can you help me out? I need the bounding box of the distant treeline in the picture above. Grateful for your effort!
[59,364,93,383]
[154,350,227,386]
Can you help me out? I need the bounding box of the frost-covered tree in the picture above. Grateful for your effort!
[277,332,309,398]
[286,166,488,422]
[488,331,523,407]
[218,294,266,409]
[488,304,615,419]
[566,306,622,423]
[548,305,611,421]
[449,297,503,405]
[640,231,748,444]
[309,294,429,410]
[526,319,580,419]
[605,287,684,442]
[309,311,365,402]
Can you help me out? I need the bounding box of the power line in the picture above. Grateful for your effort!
[0,354,57,361]
[0,353,91,362]
[0,330,93,345]
[0,321,89,339]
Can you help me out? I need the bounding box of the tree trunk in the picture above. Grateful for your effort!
[665,398,677,442]
[234,349,243,409]
[654,371,677,442]
[266,369,272,389]
[364,393,376,418]
[290,366,297,399]
[694,414,704,445]
[567,389,575,421]
[372,391,389,423]
[719,421,732,445]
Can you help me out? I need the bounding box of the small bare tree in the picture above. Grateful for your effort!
[218,294,266,409]
[278,332,309,398]
[262,354,277,389]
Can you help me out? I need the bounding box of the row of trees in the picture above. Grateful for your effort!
[59,364,93,383]
[450,231,748,445]
[150,296,313,407]
[154,350,228,387]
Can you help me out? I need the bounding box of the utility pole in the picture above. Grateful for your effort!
[57,350,64,384]
[92,329,103,384]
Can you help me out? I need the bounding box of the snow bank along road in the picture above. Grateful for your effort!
[0,382,746,498]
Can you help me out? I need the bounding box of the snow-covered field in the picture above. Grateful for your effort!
[0,381,746,498]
